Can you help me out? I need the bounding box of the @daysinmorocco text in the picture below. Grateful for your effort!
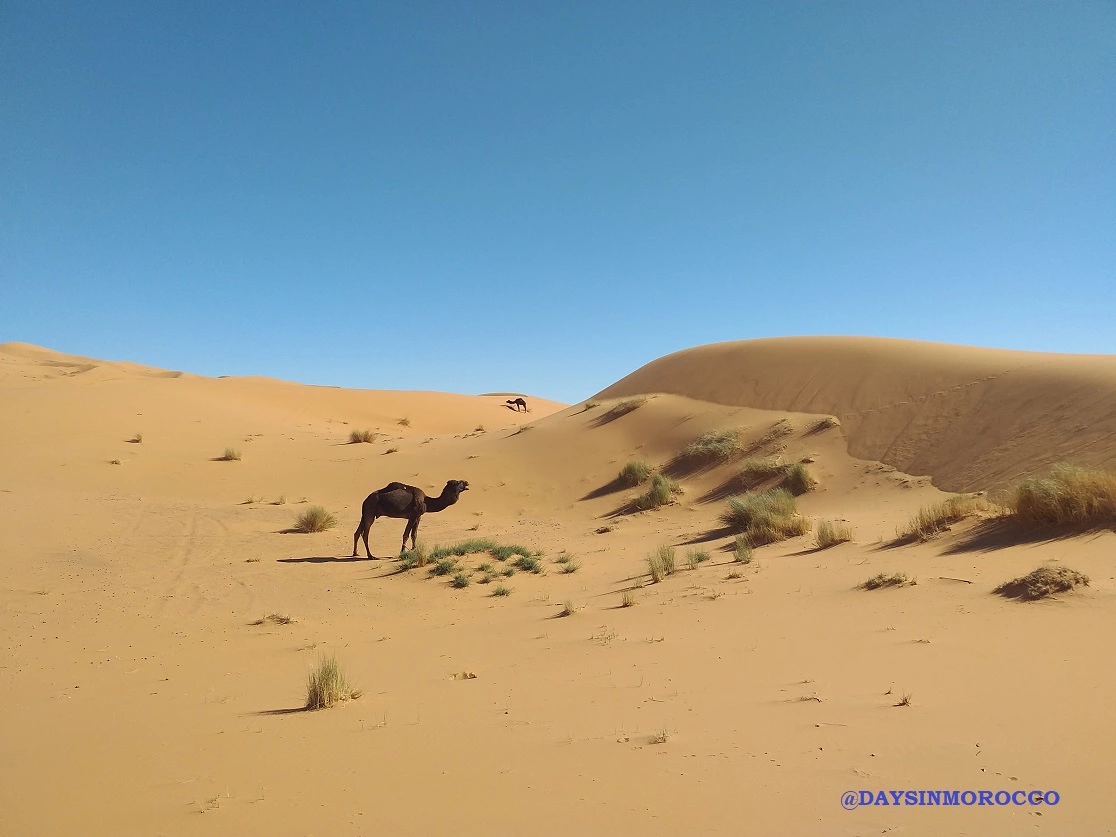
[841,789,1060,810]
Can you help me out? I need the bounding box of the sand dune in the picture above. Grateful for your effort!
[1,340,1112,836]
[595,336,1116,491]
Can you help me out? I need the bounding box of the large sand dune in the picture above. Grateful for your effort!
[596,336,1116,491]
[1,340,1112,836]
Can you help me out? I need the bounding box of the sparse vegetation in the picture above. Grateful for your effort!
[275,495,287,505]
[619,459,652,487]
[348,428,376,444]
[294,505,336,533]
[305,655,361,710]
[896,495,991,542]
[680,428,742,463]
[813,416,840,432]
[384,447,398,454]
[559,599,578,616]
[431,558,458,576]
[251,613,294,626]
[559,556,580,573]
[474,424,485,433]
[493,584,511,597]
[651,729,670,744]
[398,417,411,427]
[895,692,913,708]
[995,565,1090,600]
[431,539,532,562]
[783,462,816,495]
[129,433,143,443]
[634,473,681,510]
[513,554,543,574]
[219,447,242,461]
[582,400,601,411]
[737,456,787,487]
[719,488,810,545]
[398,543,429,570]
[686,549,711,570]
[815,520,853,549]
[860,572,915,590]
[733,536,753,564]
[451,572,470,588]
[647,545,677,583]
[109,459,122,465]
[1008,464,1116,528]
[602,397,648,421]
[621,591,637,607]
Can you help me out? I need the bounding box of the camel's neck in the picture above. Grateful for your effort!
[425,491,460,513]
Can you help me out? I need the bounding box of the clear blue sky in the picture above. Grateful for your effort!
[3,2,1113,403]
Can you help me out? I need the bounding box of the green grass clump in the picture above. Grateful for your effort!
[398,543,429,570]
[559,599,579,617]
[431,539,532,562]
[294,505,336,533]
[451,572,470,588]
[619,459,652,487]
[559,557,580,573]
[681,428,742,462]
[719,488,809,545]
[686,549,711,570]
[305,655,361,710]
[733,536,754,564]
[815,520,853,549]
[493,584,512,597]
[860,572,914,590]
[994,565,1090,600]
[896,495,990,542]
[737,456,787,487]
[431,558,458,576]
[647,545,677,583]
[634,474,681,510]
[348,428,376,444]
[219,447,242,461]
[513,554,543,574]
[1008,464,1116,528]
[783,462,816,495]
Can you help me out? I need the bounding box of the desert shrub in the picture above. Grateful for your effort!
[635,474,681,510]
[1008,465,1116,528]
[219,447,242,461]
[513,554,543,574]
[305,655,361,710]
[995,565,1090,600]
[686,549,710,570]
[559,599,578,616]
[294,506,336,533]
[560,558,580,573]
[719,488,809,545]
[680,428,742,463]
[860,572,914,590]
[621,591,637,607]
[733,536,754,564]
[812,416,840,432]
[129,432,143,443]
[431,558,458,576]
[783,462,816,495]
[431,539,532,562]
[815,520,853,549]
[603,397,648,421]
[398,417,411,427]
[619,459,652,487]
[493,584,511,597]
[896,495,990,542]
[348,428,376,444]
[451,572,470,588]
[737,456,787,487]
[398,543,429,570]
[647,545,677,582]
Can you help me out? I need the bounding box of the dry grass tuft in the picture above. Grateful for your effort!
[348,428,376,444]
[559,599,579,617]
[251,613,294,626]
[305,655,361,710]
[680,428,742,463]
[219,447,242,461]
[602,397,648,420]
[783,462,816,495]
[621,591,637,607]
[815,520,854,549]
[896,495,991,542]
[733,536,754,564]
[129,432,143,444]
[294,505,336,533]
[634,473,681,510]
[719,488,810,545]
[860,572,915,590]
[619,459,652,487]
[1008,464,1116,528]
[994,565,1090,600]
[647,545,677,583]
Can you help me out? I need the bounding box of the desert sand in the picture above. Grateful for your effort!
[1,337,1113,836]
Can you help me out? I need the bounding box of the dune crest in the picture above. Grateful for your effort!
[594,336,1116,491]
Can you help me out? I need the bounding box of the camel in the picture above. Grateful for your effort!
[506,397,527,412]
[352,479,469,558]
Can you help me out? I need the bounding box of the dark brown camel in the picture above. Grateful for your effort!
[352,479,469,558]
[506,397,527,412]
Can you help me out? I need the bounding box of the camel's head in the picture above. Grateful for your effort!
[447,479,469,494]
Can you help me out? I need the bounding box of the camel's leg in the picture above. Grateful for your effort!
[409,516,420,550]
[352,518,365,558]
[354,516,376,559]
[400,519,413,554]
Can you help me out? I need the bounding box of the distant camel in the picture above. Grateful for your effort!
[352,479,470,558]
[506,397,527,412]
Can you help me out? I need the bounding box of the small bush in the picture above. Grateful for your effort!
[513,555,543,574]
[559,599,578,616]
[582,400,601,411]
[686,549,711,570]
[860,572,914,590]
[398,417,411,427]
[431,539,532,562]
[719,488,809,545]
[813,416,840,432]
[109,459,122,465]
[733,536,753,564]
[621,591,637,607]
[129,433,143,444]
[451,572,470,588]
[478,573,494,584]
[635,474,681,510]
[305,655,361,710]
[493,584,511,597]
[647,545,677,582]
[220,447,242,461]
[348,428,376,444]
[896,495,990,542]
[680,428,742,463]
[560,558,580,574]
[995,565,1090,600]
[398,543,429,570]
[619,459,652,487]
[603,397,648,421]
[815,520,853,549]
[384,447,398,454]
[477,561,493,573]
[1008,465,1116,528]
[737,456,787,487]
[251,613,294,626]
[783,462,816,495]
[294,506,336,533]
[431,558,458,576]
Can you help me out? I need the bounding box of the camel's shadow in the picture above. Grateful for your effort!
[277,555,382,564]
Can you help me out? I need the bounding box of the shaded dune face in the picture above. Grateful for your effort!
[594,336,1116,492]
